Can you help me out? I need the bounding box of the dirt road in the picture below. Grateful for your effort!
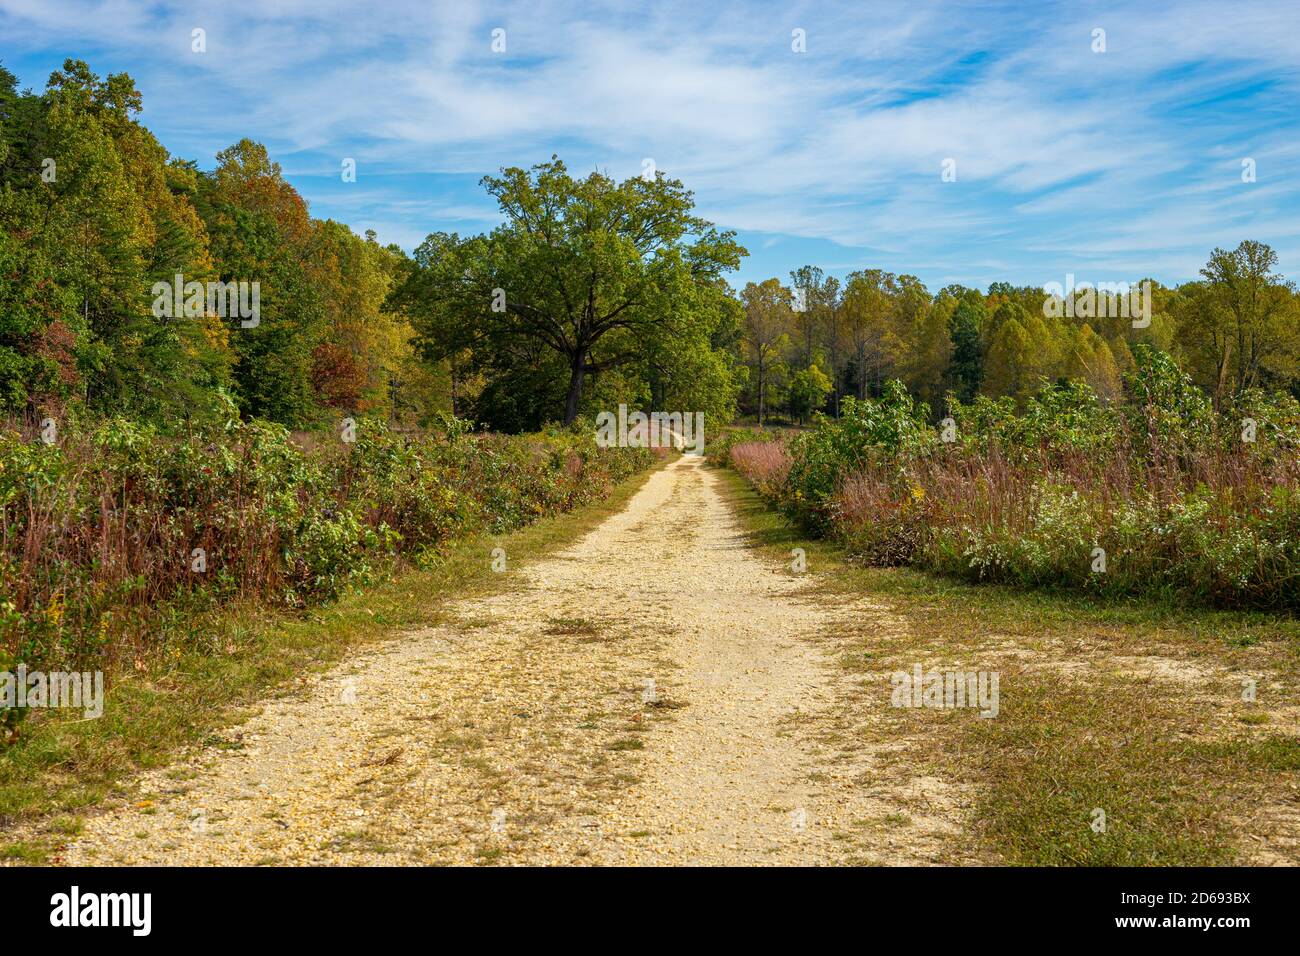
[60,455,961,866]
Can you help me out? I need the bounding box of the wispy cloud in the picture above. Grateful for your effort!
[3,0,1296,289]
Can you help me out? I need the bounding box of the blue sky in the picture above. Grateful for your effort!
[3,0,1298,292]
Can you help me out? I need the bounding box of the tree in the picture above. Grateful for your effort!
[0,59,444,428]
[307,221,418,418]
[637,278,746,424]
[902,293,952,409]
[1063,324,1122,401]
[197,139,324,425]
[789,264,835,370]
[788,364,832,423]
[0,59,230,419]
[740,279,792,426]
[821,276,845,415]
[983,316,1046,401]
[0,191,83,412]
[842,269,898,398]
[947,297,985,401]
[391,157,745,425]
[891,275,949,408]
[1192,240,1300,404]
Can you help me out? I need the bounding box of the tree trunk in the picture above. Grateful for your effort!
[829,326,840,417]
[449,358,459,417]
[564,355,585,425]
[1214,338,1230,410]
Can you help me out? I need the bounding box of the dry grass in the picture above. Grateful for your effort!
[720,466,1300,865]
[0,463,662,859]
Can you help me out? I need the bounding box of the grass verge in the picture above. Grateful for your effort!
[0,464,661,863]
[717,466,1300,866]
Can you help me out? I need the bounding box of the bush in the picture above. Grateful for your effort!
[0,416,651,690]
[784,382,932,534]
[725,367,1300,611]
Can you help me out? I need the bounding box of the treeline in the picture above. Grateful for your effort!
[1,60,748,434]
[1,59,446,428]
[739,244,1300,424]
[5,60,1299,435]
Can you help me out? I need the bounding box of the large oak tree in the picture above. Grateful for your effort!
[392,157,745,425]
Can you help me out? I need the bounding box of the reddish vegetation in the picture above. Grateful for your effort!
[0,419,650,686]
[727,441,792,496]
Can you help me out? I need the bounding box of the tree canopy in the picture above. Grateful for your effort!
[389,157,746,427]
[0,59,439,428]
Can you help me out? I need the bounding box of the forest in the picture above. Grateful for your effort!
[7,61,1298,438]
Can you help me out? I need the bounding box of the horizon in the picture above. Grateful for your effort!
[3,0,1297,292]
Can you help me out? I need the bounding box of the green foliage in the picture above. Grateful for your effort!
[737,241,1300,426]
[0,60,440,427]
[783,382,932,533]
[947,299,985,401]
[390,156,746,428]
[786,365,832,422]
[951,379,1120,456]
[1123,344,1215,453]
[0,417,652,716]
[731,368,1300,611]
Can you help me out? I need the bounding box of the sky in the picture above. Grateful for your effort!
[2,0,1299,292]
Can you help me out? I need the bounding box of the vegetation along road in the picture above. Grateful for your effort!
[18,451,1293,866]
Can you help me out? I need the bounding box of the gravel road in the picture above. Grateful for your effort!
[59,454,957,865]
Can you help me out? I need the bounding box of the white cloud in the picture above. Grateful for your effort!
[3,0,1297,285]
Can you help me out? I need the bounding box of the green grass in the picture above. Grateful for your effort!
[543,616,602,636]
[962,672,1233,865]
[0,464,660,862]
[717,466,1300,866]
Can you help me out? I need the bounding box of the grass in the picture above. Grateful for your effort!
[0,463,661,862]
[717,466,1300,866]
[543,616,602,636]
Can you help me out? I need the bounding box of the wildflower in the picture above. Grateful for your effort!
[45,596,65,628]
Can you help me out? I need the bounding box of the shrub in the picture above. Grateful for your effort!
[725,366,1300,611]
[0,416,651,693]
[784,382,932,534]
